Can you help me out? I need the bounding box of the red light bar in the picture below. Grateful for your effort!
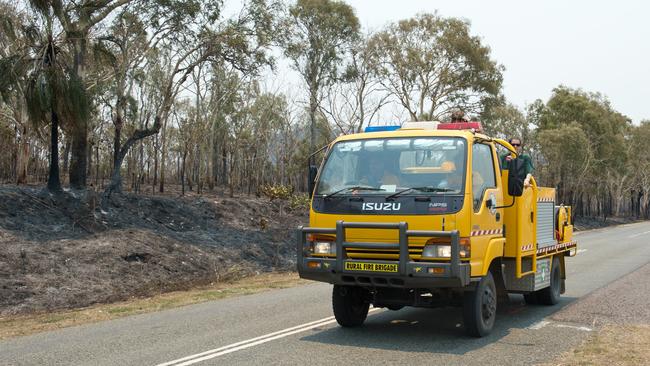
[438,122,483,132]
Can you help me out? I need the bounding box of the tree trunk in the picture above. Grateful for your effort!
[16,124,29,184]
[68,36,89,190]
[95,144,100,188]
[159,117,168,193]
[153,134,159,192]
[105,118,161,196]
[69,126,88,190]
[47,111,62,192]
[309,88,317,155]
[181,149,187,196]
[87,137,93,186]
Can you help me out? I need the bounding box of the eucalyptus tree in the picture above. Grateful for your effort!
[535,86,630,217]
[154,0,279,194]
[481,102,528,140]
[283,0,360,154]
[93,0,280,195]
[368,13,503,121]
[628,121,650,218]
[321,33,390,134]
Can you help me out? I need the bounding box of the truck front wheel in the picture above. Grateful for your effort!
[463,272,497,337]
[332,285,370,327]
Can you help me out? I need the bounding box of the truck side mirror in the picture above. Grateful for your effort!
[507,158,525,197]
[308,165,318,198]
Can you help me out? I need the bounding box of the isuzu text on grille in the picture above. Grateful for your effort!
[362,202,401,211]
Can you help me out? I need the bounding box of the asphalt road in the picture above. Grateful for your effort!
[2,221,650,366]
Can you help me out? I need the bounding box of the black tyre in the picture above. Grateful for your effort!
[537,256,561,305]
[332,285,370,327]
[463,272,497,337]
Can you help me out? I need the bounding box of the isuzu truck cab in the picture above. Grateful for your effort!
[297,121,577,337]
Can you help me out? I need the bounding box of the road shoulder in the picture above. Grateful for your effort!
[542,263,650,365]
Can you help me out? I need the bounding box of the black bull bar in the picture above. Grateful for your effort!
[297,221,471,288]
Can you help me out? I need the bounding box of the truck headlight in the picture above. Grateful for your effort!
[313,241,336,255]
[421,238,471,258]
[422,244,451,258]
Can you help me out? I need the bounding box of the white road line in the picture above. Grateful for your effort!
[528,320,592,332]
[157,308,382,366]
[577,249,588,254]
[554,324,592,332]
[527,320,550,330]
[627,230,650,238]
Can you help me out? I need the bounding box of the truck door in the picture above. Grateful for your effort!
[470,143,503,273]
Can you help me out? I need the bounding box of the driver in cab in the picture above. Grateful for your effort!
[361,155,399,187]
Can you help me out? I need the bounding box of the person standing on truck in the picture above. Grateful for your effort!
[450,109,468,123]
[500,137,534,187]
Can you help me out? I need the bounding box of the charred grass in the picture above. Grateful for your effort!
[0,185,307,317]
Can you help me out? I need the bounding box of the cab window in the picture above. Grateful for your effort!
[472,143,496,211]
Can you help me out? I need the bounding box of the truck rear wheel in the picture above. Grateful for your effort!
[332,285,369,327]
[463,272,497,337]
[537,256,561,305]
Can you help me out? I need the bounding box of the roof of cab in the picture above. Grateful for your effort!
[332,128,482,143]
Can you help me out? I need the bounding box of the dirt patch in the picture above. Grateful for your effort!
[541,325,650,366]
[0,185,307,316]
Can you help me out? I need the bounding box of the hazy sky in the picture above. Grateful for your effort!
[343,0,650,123]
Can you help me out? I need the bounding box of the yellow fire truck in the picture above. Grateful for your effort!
[297,122,577,337]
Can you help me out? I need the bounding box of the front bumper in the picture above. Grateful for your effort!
[297,221,471,289]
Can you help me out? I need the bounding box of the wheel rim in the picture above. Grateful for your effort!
[481,286,496,322]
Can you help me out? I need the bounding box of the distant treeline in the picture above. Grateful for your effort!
[0,0,647,218]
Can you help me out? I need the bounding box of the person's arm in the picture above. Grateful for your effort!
[523,155,534,187]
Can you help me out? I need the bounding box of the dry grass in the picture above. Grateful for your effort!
[0,272,308,341]
[544,325,650,366]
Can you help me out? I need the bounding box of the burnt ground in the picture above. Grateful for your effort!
[0,184,640,317]
[573,215,641,231]
[0,185,307,316]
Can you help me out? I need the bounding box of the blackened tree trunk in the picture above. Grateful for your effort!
[69,126,88,190]
[105,118,161,196]
[47,111,62,192]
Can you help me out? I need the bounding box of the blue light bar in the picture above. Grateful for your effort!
[364,125,401,133]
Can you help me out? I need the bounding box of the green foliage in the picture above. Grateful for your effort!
[481,103,527,140]
[260,184,293,200]
[536,86,630,172]
[368,13,503,121]
[537,122,591,185]
[284,0,360,77]
[283,0,360,152]
[289,193,310,211]
[259,184,309,210]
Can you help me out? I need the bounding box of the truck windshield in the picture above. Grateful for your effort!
[316,137,467,196]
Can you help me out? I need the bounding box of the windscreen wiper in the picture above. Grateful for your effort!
[386,186,453,199]
[322,186,385,199]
